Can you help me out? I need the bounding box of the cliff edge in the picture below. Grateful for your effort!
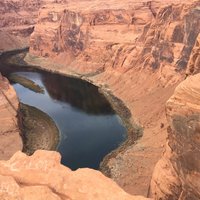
[0,150,149,200]
[151,73,200,199]
[0,74,22,160]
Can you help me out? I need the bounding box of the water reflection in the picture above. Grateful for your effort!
[42,73,114,115]
[0,61,126,170]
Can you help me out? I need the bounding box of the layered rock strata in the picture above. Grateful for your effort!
[151,73,200,199]
[1,0,200,198]
[26,0,200,196]
[186,33,200,76]
[29,0,199,82]
[0,74,22,160]
[0,0,66,51]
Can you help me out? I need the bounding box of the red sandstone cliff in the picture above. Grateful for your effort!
[0,0,200,199]
[29,0,199,83]
[0,0,37,51]
[151,30,200,200]
[0,74,22,160]
[151,73,200,199]
[25,0,200,196]
[0,0,66,51]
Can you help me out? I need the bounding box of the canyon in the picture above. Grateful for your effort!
[0,0,200,199]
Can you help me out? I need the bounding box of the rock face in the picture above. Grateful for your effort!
[186,33,200,76]
[29,0,199,81]
[1,0,200,198]
[0,0,55,51]
[0,150,149,200]
[0,74,22,160]
[151,73,200,199]
[26,0,200,196]
[0,0,37,51]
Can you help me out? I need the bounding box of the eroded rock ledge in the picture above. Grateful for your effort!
[0,150,149,200]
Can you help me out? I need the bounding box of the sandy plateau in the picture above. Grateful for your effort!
[0,0,200,199]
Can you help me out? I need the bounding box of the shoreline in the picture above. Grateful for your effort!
[1,50,141,175]
[23,53,144,177]
[1,49,174,196]
[20,103,60,155]
[22,52,175,196]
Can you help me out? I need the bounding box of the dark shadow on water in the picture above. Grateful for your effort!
[42,73,114,115]
[0,58,127,170]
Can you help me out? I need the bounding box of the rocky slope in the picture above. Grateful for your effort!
[0,0,36,51]
[151,24,200,200]
[0,74,22,160]
[0,150,149,200]
[0,72,199,200]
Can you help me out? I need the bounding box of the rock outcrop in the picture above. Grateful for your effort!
[0,74,22,160]
[0,0,56,52]
[0,150,149,200]
[151,73,200,199]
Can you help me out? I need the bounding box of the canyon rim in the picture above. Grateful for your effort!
[0,0,200,199]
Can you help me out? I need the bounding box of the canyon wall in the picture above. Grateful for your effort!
[0,0,67,51]
[1,0,200,199]
[151,73,200,200]
[151,31,200,200]
[0,74,22,160]
[26,0,200,196]
[0,0,38,51]
[29,0,200,84]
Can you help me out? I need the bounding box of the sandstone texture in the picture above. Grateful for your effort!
[1,0,200,199]
[29,0,199,83]
[0,0,56,52]
[25,0,200,196]
[151,73,200,199]
[0,74,22,160]
[0,150,149,200]
[186,33,200,76]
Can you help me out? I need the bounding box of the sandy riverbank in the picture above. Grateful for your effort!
[20,103,60,155]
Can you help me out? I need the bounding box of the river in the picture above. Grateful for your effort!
[0,56,127,170]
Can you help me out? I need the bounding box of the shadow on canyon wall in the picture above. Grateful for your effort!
[41,72,115,115]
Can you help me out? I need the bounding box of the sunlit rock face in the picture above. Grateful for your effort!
[29,0,199,82]
[186,33,200,76]
[1,0,200,199]
[0,150,150,200]
[17,0,200,197]
[0,74,22,160]
[0,0,39,51]
[151,73,200,200]
[0,0,67,51]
